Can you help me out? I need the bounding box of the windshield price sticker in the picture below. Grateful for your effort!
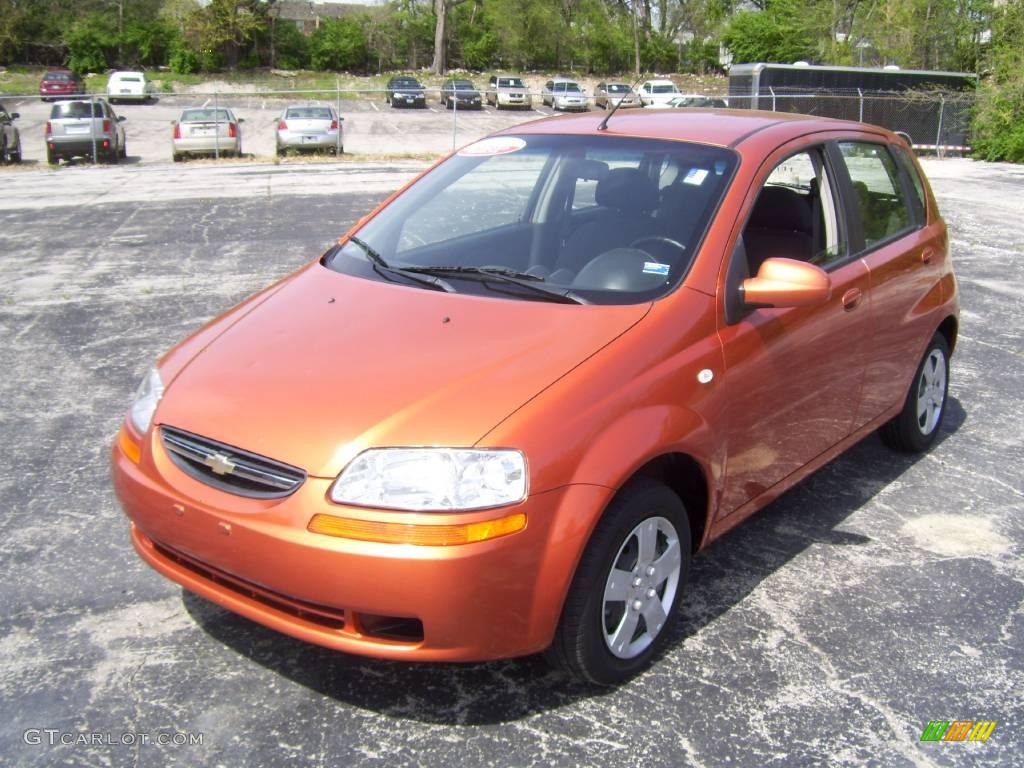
[458,137,527,157]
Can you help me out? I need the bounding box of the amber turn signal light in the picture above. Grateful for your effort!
[308,512,527,546]
[118,424,142,464]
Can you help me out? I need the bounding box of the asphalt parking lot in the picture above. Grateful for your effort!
[0,156,1021,767]
[4,91,562,164]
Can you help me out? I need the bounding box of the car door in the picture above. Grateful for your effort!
[716,141,872,518]
[832,140,946,430]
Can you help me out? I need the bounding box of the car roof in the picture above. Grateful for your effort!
[110,70,145,77]
[499,109,883,149]
[644,79,676,85]
[551,77,579,83]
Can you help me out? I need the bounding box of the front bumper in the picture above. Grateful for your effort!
[496,93,531,108]
[554,100,587,112]
[391,94,426,107]
[112,426,612,661]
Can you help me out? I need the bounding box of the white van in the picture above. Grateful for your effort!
[107,71,152,104]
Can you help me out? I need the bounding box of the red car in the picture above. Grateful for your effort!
[39,70,85,101]
[112,110,958,684]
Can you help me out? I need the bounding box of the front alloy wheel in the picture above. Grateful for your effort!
[546,479,691,684]
[602,516,682,659]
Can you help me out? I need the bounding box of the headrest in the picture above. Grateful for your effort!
[595,168,659,212]
[568,158,609,181]
[748,186,812,233]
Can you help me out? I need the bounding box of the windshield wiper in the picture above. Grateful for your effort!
[401,265,587,305]
[346,237,454,294]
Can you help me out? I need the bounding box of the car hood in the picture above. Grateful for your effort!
[156,265,651,478]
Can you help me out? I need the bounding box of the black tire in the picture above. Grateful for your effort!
[880,333,950,452]
[47,149,57,165]
[545,478,691,685]
[0,137,7,164]
[10,142,21,163]
[120,141,127,159]
[172,153,183,162]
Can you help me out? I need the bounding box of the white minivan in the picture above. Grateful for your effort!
[107,71,152,104]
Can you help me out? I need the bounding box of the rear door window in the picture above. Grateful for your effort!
[51,102,103,118]
[838,142,914,248]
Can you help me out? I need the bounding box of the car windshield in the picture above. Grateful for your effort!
[45,73,72,81]
[181,109,233,122]
[116,76,142,83]
[51,102,103,118]
[451,80,474,90]
[652,84,678,94]
[326,134,737,305]
[555,83,581,93]
[395,79,420,88]
[286,107,333,119]
[607,84,630,93]
[499,78,525,88]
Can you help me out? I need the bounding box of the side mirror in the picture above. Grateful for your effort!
[118,116,126,122]
[11,112,19,119]
[171,120,177,125]
[237,118,245,123]
[741,258,832,309]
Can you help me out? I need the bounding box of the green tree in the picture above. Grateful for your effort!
[65,13,119,72]
[972,0,1024,162]
[309,16,368,71]
[722,0,815,64]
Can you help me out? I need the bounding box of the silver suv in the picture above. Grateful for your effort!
[486,76,532,110]
[46,99,126,164]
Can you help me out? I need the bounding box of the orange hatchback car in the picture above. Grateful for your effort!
[112,110,958,684]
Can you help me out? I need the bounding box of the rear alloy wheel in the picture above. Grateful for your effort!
[881,333,950,452]
[546,479,691,685]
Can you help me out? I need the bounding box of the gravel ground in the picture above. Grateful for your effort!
[0,156,1021,767]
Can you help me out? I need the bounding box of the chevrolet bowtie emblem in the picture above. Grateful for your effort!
[204,452,237,475]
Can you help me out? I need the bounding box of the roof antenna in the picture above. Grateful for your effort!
[597,73,647,132]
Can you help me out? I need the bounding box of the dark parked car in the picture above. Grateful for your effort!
[385,77,427,108]
[440,79,482,109]
[39,70,85,102]
[1,104,22,163]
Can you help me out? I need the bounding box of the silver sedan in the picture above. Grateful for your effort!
[276,104,343,156]
[171,107,243,161]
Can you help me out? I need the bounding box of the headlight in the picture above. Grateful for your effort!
[330,448,526,511]
[129,367,164,434]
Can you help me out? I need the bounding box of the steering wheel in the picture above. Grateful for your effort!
[628,236,686,260]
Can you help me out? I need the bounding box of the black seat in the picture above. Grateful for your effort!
[655,169,717,244]
[743,186,814,273]
[557,168,659,276]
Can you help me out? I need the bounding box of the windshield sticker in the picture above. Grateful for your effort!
[683,168,709,186]
[458,137,527,157]
[643,262,671,276]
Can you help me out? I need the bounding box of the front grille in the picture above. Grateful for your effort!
[160,426,306,499]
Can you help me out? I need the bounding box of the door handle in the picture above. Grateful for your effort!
[921,250,935,265]
[842,288,863,311]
